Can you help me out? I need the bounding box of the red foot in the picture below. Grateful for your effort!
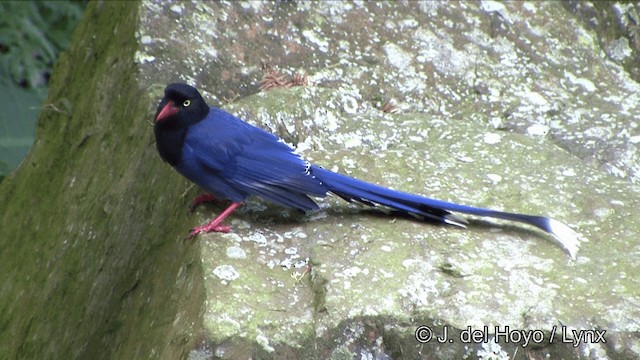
[187,202,242,239]
[189,224,231,239]
[189,193,218,212]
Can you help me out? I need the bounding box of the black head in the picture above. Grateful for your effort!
[154,83,209,127]
[154,83,210,165]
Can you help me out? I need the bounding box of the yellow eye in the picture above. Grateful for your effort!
[183,99,191,107]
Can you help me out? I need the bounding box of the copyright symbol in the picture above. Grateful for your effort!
[415,325,433,343]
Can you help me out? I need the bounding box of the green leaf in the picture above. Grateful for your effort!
[0,0,86,178]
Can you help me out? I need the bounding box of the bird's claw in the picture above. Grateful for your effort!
[187,202,241,239]
[188,224,232,239]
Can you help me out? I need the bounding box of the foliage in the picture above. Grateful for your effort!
[0,1,85,181]
[0,1,84,87]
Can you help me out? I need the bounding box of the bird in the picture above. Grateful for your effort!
[153,83,580,258]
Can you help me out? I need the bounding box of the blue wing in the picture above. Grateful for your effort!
[176,108,327,209]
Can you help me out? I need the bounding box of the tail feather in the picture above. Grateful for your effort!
[312,166,580,258]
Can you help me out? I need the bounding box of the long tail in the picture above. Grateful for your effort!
[312,166,580,258]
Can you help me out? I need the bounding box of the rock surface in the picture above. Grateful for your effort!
[1,1,639,359]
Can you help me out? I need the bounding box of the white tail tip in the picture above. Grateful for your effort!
[545,218,581,259]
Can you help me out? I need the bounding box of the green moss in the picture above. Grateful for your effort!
[0,2,205,359]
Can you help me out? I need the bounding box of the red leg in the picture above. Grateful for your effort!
[189,193,218,212]
[189,202,242,239]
